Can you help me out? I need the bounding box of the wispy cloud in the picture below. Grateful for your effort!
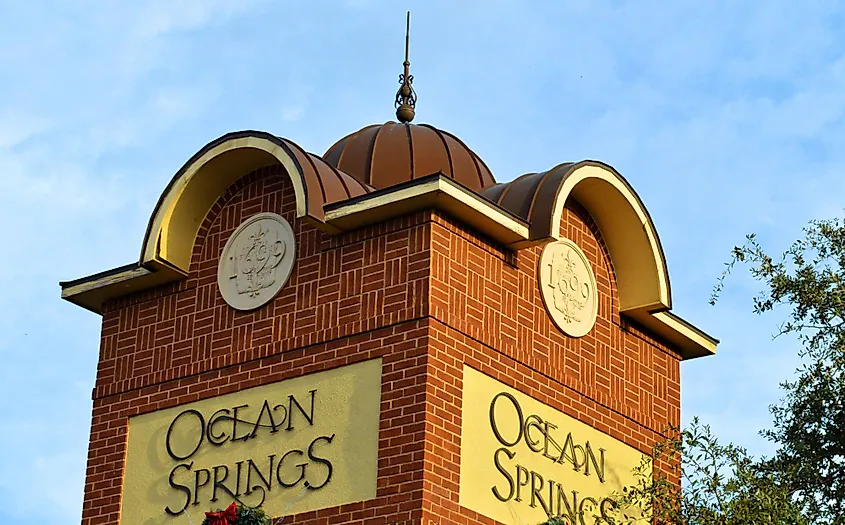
[0,2,266,522]
[3,1,845,522]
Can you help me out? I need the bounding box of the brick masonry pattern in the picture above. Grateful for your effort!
[82,165,680,525]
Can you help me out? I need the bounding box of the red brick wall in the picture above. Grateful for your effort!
[420,206,680,524]
[428,206,680,435]
[81,165,680,525]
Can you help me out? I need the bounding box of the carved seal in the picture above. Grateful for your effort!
[538,238,598,337]
[217,213,295,311]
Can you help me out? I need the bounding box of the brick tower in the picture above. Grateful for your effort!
[62,76,716,525]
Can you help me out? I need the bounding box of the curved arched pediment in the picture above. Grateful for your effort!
[482,161,717,357]
[485,161,670,314]
[551,162,670,314]
[62,136,714,358]
[140,131,371,275]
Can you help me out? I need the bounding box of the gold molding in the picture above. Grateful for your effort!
[325,175,531,247]
[549,164,670,314]
[59,264,182,313]
[142,135,308,274]
[649,310,718,358]
[59,132,716,359]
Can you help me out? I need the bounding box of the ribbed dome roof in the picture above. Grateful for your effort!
[322,122,495,192]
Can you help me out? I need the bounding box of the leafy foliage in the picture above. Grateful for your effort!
[539,217,845,525]
[619,419,804,525]
[538,419,805,525]
[713,220,845,523]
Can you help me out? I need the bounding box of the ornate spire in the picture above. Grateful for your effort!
[395,11,416,123]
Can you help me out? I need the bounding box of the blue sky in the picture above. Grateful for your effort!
[2,1,844,523]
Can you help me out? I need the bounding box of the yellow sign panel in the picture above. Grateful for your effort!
[121,359,382,525]
[459,366,649,524]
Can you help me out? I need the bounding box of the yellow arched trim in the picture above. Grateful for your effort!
[549,163,671,313]
[140,133,308,274]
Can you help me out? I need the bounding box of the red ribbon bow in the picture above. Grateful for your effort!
[204,502,238,525]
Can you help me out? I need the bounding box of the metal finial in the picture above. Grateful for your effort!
[395,11,416,123]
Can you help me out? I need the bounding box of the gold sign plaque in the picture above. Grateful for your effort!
[538,238,598,338]
[120,359,382,525]
[459,366,648,524]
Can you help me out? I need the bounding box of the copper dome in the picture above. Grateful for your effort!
[322,122,495,192]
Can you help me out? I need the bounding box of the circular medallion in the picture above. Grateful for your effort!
[217,213,296,311]
[538,238,598,337]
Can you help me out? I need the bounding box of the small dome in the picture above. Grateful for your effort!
[322,122,495,192]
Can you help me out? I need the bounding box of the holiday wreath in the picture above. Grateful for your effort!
[201,502,271,525]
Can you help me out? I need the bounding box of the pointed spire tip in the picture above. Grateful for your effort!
[394,11,416,123]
